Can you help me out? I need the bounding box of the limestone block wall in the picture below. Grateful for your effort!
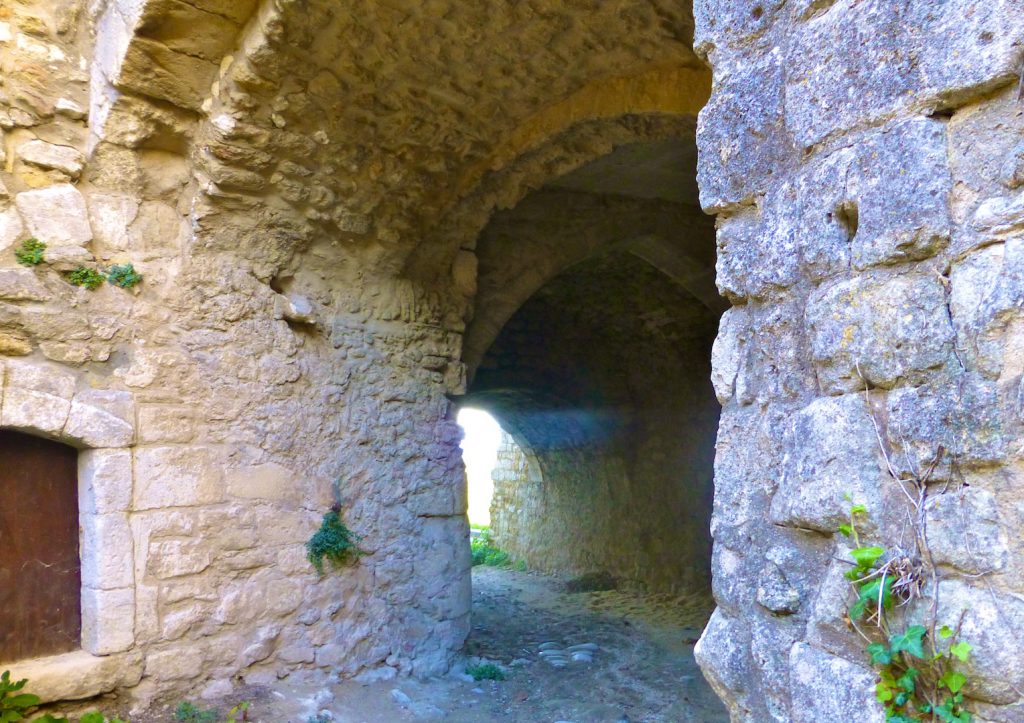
[693,1,1024,720]
[0,0,470,707]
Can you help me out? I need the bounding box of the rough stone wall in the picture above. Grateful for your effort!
[1,0,707,709]
[475,250,720,594]
[693,1,1024,720]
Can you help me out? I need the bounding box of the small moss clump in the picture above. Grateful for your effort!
[68,266,105,290]
[307,507,361,574]
[14,238,45,266]
[466,663,506,681]
[106,263,142,288]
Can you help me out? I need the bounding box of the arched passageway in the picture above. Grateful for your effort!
[460,137,722,595]
[450,136,728,720]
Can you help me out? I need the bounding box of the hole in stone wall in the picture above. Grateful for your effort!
[835,200,859,242]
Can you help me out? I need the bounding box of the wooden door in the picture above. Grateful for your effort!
[0,430,81,663]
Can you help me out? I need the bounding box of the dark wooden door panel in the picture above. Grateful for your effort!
[0,430,81,663]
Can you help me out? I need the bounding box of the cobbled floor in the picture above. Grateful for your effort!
[137,566,728,723]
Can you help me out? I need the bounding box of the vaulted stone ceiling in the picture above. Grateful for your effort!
[103,0,708,276]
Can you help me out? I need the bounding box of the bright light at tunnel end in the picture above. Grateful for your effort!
[457,408,503,527]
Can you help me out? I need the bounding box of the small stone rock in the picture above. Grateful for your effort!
[55,98,87,120]
[509,658,529,667]
[567,643,599,652]
[570,652,593,663]
[538,642,562,651]
[390,688,412,707]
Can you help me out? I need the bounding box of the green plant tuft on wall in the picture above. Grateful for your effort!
[307,506,362,575]
[106,263,142,289]
[13,238,45,267]
[841,501,975,722]
[68,266,105,290]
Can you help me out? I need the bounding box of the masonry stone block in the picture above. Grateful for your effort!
[770,394,883,533]
[225,462,299,503]
[82,587,136,655]
[14,184,92,245]
[789,643,883,723]
[933,579,1024,704]
[694,609,755,720]
[79,448,133,514]
[714,202,800,301]
[65,389,135,448]
[147,539,213,579]
[785,0,1024,148]
[926,487,1008,575]
[697,47,789,211]
[886,375,1005,476]
[133,446,224,509]
[10,651,143,703]
[82,512,135,589]
[807,271,956,394]
[846,119,952,270]
[0,268,50,302]
[18,139,85,178]
[0,206,24,253]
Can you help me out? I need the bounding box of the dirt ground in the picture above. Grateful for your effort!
[136,566,728,723]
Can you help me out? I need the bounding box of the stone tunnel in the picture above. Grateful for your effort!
[460,139,723,595]
[1,0,1023,720]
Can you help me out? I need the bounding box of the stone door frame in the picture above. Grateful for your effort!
[0,359,140,699]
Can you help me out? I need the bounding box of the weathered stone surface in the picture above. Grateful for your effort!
[133,446,224,509]
[846,119,952,269]
[14,184,92,245]
[0,268,49,301]
[145,647,206,681]
[770,394,882,533]
[0,206,24,253]
[82,587,136,655]
[807,271,956,394]
[10,651,143,703]
[789,643,883,723]
[18,139,85,177]
[65,389,135,448]
[79,448,133,514]
[694,609,756,720]
[934,579,1024,704]
[697,47,788,211]
[81,513,135,589]
[88,192,139,252]
[147,539,213,579]
[225,462,299,502]
[755,560,800,615]
[784,0,1024,148]
[926,487,1008,575]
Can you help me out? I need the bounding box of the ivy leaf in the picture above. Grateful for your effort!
[896,667,919,693]
[890,626,928,659]
[939,625,955,639]
[6,695,39,708]
[940,670,967,694]
[838,523,853,537]
[850,503,868,515]
[850,546,886,568]
[876,681,895,703]
[867,643,893,665]
[950,641,973,662]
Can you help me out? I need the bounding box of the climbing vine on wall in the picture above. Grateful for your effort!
[841,498,974,722]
